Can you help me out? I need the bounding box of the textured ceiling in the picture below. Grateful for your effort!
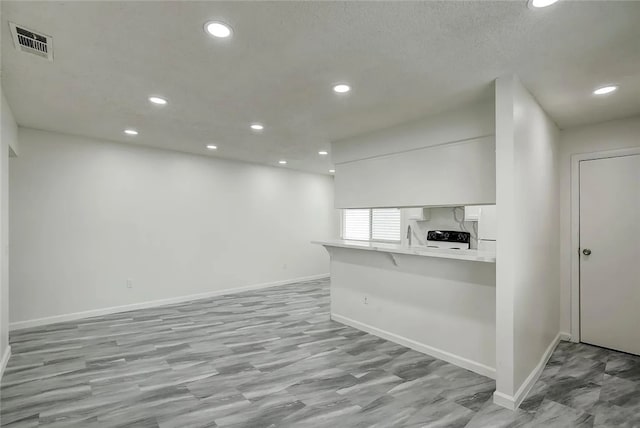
[2,1,639,174]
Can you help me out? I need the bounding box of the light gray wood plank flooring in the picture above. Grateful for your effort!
[2,278,639,427]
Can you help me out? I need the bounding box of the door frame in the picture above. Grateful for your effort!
[570,147,640,342]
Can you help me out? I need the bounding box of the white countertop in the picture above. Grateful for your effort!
[313,239,496,263]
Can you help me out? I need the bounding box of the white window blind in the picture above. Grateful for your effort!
[343,209,370,241]
[343,208,401,242]
[372,208,401,241]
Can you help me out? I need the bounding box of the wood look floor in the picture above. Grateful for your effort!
[2,278,640,427]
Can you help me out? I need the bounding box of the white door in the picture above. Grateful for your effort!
[580,154,640,355]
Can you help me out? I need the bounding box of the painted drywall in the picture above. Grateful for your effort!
[332,100,495,163]
[334,137,496,208]
[511,78,561,392]
[558,116,640,335]
[1,87,17,368]
[331,101,496,208]
[495,76,560,405]
[494,77,516,402]
[1,89,18,157]
[329,246,496,376]
[10,128,337,325]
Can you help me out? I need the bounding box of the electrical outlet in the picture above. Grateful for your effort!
[126,279,133,289]
[282,264,287,270]
[364,296,368,305]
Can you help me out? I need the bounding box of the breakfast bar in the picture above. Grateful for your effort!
[315,240,497,378]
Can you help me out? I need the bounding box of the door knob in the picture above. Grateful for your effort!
[583,248,592,256]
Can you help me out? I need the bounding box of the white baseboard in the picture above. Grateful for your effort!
[493,331,568,410]
[492,390,516,410]
[10,274,329,331]
[559,332,572,342]
[564,331,579,343]
[1,345,11,379]
[331,312,496,379]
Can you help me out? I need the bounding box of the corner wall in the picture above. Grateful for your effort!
[558,116,640,336]
[9,128,337,328]
[1,87,18,374]
[494,76,561,409]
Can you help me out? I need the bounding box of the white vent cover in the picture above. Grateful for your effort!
[9,22,53,61]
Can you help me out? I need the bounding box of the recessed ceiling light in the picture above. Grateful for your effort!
[124,129,138,135]
[593,85,618,95]
[206,145,217,150]
[318,151,328,156]
[333,84,351,93]
[205,21,232,38]
[329,169,335,173]
[278,160,287,165]
[528,0,559,8]
[148,96,167,105]
[250,123,264,131]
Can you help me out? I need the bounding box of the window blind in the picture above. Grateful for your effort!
[343,208,401,242]
[372,208,401,241]
[343,209,370,241]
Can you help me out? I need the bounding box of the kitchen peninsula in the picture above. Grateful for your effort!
[315,239,497,377]
[324,101,499,378]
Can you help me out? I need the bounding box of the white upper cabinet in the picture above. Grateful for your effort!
[464,205,497,241]
[478,205,497,241]
[464,206,482,221]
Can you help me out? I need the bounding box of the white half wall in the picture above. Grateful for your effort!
[10,128,337,325]
[558,116,640,336]
[494,75,561,408]
[328,247,496,377]
[1,87,17,370]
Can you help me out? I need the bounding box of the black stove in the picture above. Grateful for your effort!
[426,230,471,250]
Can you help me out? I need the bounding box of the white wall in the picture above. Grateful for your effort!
[494,76,560,407]
[331,101,496,208]
[10,128,337,326]
[1,88,17,369]
[2,92,18,157]
[558,116,640,334]
[329,247,496,376]
[332,100,495,163]
[335,137,496,208]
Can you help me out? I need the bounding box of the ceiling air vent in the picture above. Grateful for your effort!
[9,22,53,61]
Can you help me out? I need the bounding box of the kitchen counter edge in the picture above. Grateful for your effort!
[312,240,496,263]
